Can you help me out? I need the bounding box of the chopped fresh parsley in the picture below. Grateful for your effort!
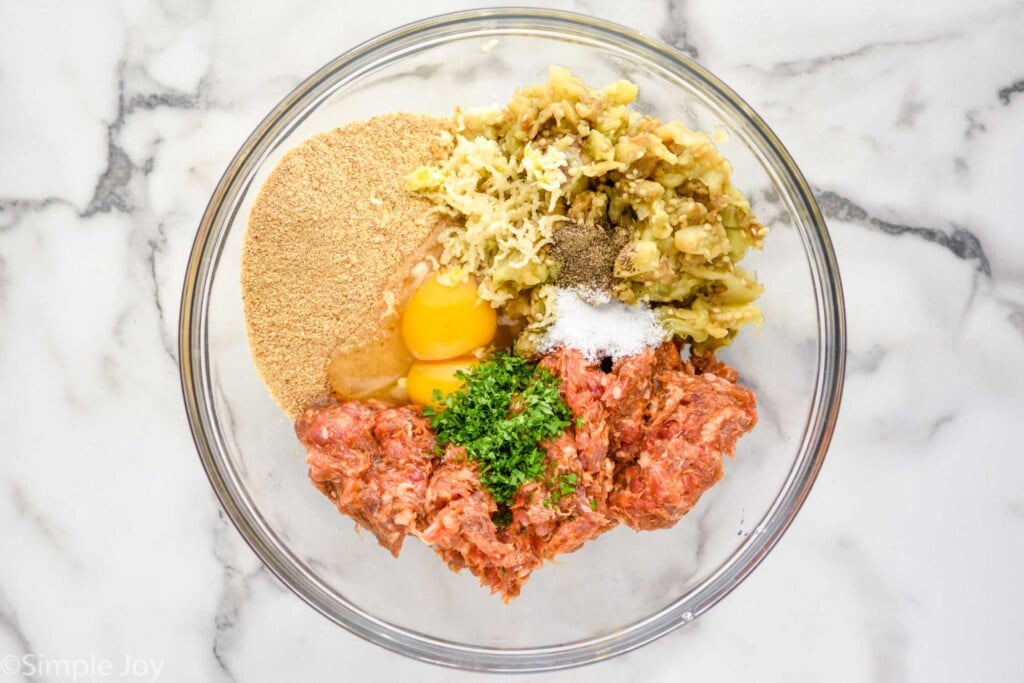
[544,472,580,508]
[423,352,573,505]
[590,497,598,511]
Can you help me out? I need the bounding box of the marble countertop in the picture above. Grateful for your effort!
[2,0,1022,681]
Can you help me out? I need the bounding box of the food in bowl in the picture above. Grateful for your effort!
[242,68,765,601]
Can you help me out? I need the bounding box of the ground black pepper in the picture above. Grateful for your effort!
[550,221,630,294]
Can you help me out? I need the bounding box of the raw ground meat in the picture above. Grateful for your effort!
[298,399,434,556]
[607,360,757,530]
[420,447,539,599]
[539,348,609,472]
[294,341,757,601]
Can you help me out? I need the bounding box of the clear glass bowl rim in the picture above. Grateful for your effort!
[178,7,846,673]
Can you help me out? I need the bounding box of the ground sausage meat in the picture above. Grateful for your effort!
[295,341,757,601]
[420,447,539,599]
[298,399,434,556]
[608,362,757,530]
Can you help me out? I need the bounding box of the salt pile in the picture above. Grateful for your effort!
[538,288,667,361]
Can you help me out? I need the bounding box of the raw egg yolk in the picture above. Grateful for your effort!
[401,274,497,360]
[406,357,477,407]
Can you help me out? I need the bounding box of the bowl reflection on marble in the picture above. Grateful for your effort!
[179,8,845,672]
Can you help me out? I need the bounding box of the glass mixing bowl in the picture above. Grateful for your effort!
[179,8,845,672]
